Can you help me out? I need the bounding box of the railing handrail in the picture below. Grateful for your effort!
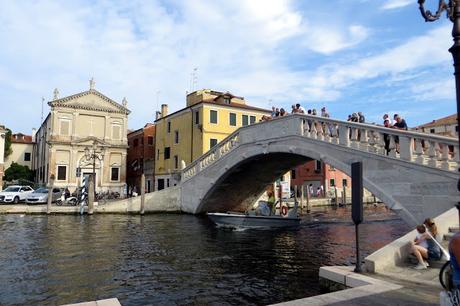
[182,113,458,175]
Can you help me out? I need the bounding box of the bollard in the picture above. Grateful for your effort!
[140,174,145,215]
[300,185,305,215]
[344,188,347,205]
[306,186,310,213]
[47,174,55,214]
[334,187,339,206]
[352,162,364,273]
[88,175,94,215]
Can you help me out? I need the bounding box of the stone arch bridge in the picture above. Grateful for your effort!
[179,114,459,226]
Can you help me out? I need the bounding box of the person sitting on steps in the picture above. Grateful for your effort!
[411,223,442,270]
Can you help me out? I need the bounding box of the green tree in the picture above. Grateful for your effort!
[4,128,12,158]
[3,162,34,182]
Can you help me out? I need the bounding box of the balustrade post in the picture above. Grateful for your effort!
[440,144,451,170]
[399,136,413,161]
[427,141,438,167]
[339,125,350,147]
[311,122,318,140]
[359,129,369,151]
[388,135,397,157]
[351,128,359,149]
[414,139,425,164]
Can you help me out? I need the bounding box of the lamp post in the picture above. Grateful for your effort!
[418,0,460,221]
[84,141,105,200]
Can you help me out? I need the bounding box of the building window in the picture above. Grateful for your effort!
[111,167,120,181]
[456,126,458,132]
[57,165,67,181]
[342,179,348,187]
[174,155,179,169]
[330,179,335,187]
[195,111,200,124]
[242,115,249,126]
[148,136,154,145]
[133,139,139,147]
[174,130,179,144]
[59,119,71,136]
[229,113,237,126]
[164,147,170,159]
[430,128,435,133]
[210,110,218,124]
[315,160,322,172]
[224,97,231,104]
[291,169,296,179]
[167,179,170,188]
[210,138,218,148]
[112,124,121,140]
[24,153,31,162]
[250,116,256,124]
[167,121,171,133]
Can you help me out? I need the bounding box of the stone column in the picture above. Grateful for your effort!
[104,115,110,141]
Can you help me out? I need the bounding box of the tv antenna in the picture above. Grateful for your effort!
[41,97,45,123]
[189,67,198,92]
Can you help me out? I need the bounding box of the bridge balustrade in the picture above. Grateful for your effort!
[182,114,459,182]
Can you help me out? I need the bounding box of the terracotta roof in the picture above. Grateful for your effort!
[416,114,457,128]
[202,99,270,112]
[155,99,270,122]
[11,133,34,144]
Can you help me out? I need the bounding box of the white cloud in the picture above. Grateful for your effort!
[306,25,370,55]
[0,0,454,133]
[381,0,413,10]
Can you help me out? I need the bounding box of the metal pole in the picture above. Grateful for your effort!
[355,224,362,272]
[140,174,145,215]
[334,187,339,206]
[46,175,55,214]
[419,0,460,230]
[450,4,460,227]
[93,153,96,200]
[300,185,305,215]
[306,186,310,213]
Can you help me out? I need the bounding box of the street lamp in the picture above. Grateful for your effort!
[418,0,460,219]
[83,140,105,197]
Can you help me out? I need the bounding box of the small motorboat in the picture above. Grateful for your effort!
[207,201,301,229]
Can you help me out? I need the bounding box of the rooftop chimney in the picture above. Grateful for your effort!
[155,111,162,120]
[161,104,168,118]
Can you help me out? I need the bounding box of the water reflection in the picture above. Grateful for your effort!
[0,208,409,306]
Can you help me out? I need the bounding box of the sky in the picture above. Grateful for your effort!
[0,0,457,134]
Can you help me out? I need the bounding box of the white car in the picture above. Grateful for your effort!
[0,185,34,204]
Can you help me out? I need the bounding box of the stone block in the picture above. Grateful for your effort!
[319,266,349,284]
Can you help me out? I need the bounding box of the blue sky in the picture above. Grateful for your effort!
[0,0,456,134]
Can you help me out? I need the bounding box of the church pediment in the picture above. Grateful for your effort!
[48,89,130,114]
[72,136,111,147]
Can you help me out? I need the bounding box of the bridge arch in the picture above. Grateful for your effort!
[181,115,459,226]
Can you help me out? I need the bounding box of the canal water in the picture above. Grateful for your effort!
[0,206,409,306]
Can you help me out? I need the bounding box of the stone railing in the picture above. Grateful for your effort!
[182,133,240,181]
[298,114,459,171]
[182,114,459,182]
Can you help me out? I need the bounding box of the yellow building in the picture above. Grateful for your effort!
[154,89,270,190]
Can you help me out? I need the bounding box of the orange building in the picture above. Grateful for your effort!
[127,123,156,193]
[291,160,350,197]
